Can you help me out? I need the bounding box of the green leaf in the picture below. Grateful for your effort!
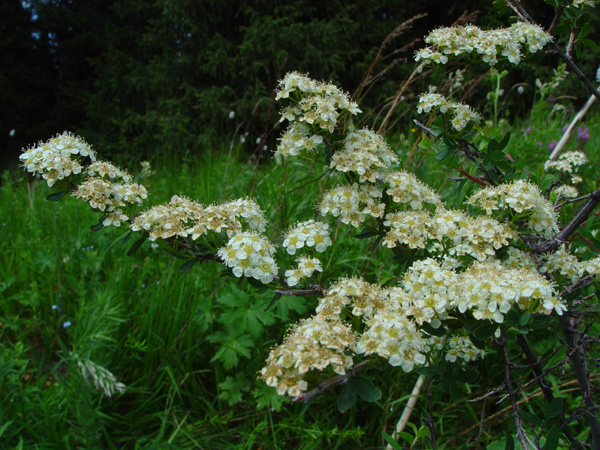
[488,151,507,162]
[264,293,282,311]
[531,315,554,329]
[519,311,530,326]
[504,309,519,327]
[46,191,67,202]
[542,425,559,450]
[416,366,442,377]
[459,368,479,383]
[218,374,250,406]
[382,431,405,450]
[179,259,196,274]
[547,397,564,418]
[208,331,254,370]
[472,322,499,341]
[337,383,356,412]
[127,235,147,256]
[578,38,598,49]
[90,222,104,231]
[416,426,430,439]
[355,228,379,239]
[217,286,276,339]
[520,410,543,426]
[348,377,381,402]
[505,432,515,450]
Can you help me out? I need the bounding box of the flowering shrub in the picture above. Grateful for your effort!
[18,3,600,448]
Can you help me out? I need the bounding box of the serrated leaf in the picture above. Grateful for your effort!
[337,384,356,412]
[348,377,381,402]
[547,397,564,418]
[46,191,67,202]
[542,426,559,450]
[217,287,276,339]
[218,374,250,406]
[208,332,253,370]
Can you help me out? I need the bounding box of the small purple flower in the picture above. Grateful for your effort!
[562,125,569,133]
[577,125,589,142]
[63,321,71,328]
[537,142,544,147]
[525,127,531,135]
[547,141,557,151]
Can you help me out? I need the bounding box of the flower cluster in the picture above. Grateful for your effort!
[545,150,588,173]
[72,177,147,227]
[284,256,323,287]
[319,183,384,227]
[468,180,558,238]
[217,231,278,283]
[416,22,552,67]
[282,220,331,255]
[131,196,267,241]
[444,335,485,363]
[276,72,361,133]
[274,122,324,163]
[330,129,399,182]
[19,132,96,187]
[540,248,581,283]
[260,314,357,397]
[452,262,565,320]
[384,170,444,211]
[382,208,516,261]
[417,92,481,131]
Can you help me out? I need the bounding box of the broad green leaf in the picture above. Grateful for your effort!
[547,398,564,418]
[542,426,559,450]
[416,366,442,376]
[46,191,67,202]
[473,322,499,341]
[520,410,543,426]
[519,311,530,326]
[348,376,381,402]
[337,384,356,412]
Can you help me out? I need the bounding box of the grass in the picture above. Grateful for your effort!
[1,102,599,449]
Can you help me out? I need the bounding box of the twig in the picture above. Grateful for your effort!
[504,0,600,102]
[559,314,600,448]
[273,286,324,297]
[536,188,600,254]
[292,359,371,404]
[387,374,425,450]
[549,93,597,160]
[498,336,530,449]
